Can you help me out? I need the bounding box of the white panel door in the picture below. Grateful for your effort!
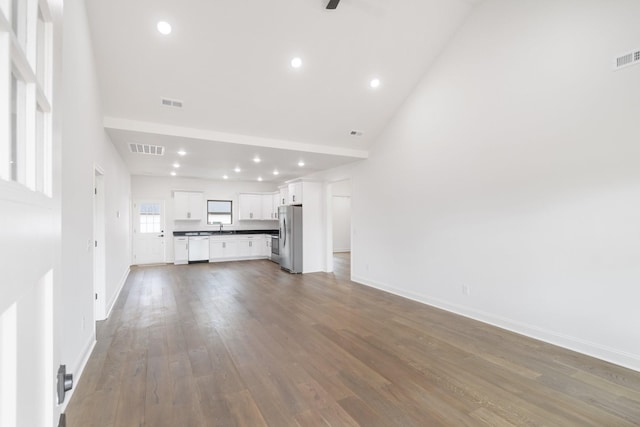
[132,200,166,265]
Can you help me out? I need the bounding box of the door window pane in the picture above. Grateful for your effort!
[139,203,161,233]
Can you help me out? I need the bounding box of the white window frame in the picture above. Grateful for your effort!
[0,0,53,196]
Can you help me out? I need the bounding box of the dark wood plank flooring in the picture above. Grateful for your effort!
[65,253,640,426]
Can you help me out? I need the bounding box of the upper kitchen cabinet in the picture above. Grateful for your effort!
[288,181,303,205]
[272,193,280,218]
[279,186,288,206]
[262,194,275,220]
[239,193,280,220]
[239,193,262,220]
[174,191,204,220]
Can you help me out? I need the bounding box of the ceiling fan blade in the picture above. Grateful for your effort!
[326,0,340,9]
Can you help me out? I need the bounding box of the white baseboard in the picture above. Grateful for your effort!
[59,334,96,413]
[106,267,130,319]
[352,274,640,373]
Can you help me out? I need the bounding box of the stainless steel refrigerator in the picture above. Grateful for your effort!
[278,205,303,273]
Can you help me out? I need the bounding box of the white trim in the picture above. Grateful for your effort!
[351,274,640,373]
[105,267,129,319]
[104,116,369,159]
[59,335,96,413]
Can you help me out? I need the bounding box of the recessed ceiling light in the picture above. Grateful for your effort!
[223,175,228,180]
[157,21,172,35]
[291,57,302,68]
[177,150,186,156]
[273,170,279,175]
[234,167,241,173]
[257,177,263,182]
[298,161,305,167]
[172,163,180,168]
[253,156,261,163]
[170,171,177,176]
[370,78,381,88]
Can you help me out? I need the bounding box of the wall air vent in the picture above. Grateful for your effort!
[129,143,165,156]
[161,97,184,108]
[614,49,640,70]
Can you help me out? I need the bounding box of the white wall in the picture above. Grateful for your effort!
[131,175,278,262]
[351,0,640,371]
[61,0,131,406]
[97,136,131,314]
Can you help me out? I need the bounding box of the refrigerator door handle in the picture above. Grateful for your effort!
[283,218,286,248]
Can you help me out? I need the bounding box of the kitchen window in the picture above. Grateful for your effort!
[207,200,232,225]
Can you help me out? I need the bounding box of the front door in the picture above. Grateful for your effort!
[132,200,166,265]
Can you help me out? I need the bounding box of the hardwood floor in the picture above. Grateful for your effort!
[66,254,640,426]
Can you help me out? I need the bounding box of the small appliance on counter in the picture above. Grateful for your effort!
[278,205,302,273]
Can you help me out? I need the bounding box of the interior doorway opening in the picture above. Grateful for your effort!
[326,179,352,278]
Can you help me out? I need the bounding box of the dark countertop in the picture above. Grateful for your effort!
[173,229,279,237]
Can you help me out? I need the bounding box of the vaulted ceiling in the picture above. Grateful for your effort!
[86,0,480,182]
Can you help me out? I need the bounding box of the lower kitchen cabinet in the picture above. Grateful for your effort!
[237,235,264,258]
[209,237,238,260]
[208,234,271,262]
[174,236,189,265]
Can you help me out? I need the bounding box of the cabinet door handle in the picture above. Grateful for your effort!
[293,195,296,202]
[249,241,252,247]
[187,212,191,218]
[223,242,226,249]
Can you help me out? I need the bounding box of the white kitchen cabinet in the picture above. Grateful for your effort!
[239,193,263,220]
[174,236,189,265]
[279,186,288,206]
[239,193,278,220]
[237,236,260,257]
[272,193,280,218]
[288,181,303,205]
[209,239,225,259]
[225,240,239,259]
[174,191,203,220]
[209,237,238,261]
[210,235,271,262]
[262,193,280,220]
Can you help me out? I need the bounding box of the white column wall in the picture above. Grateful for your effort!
[60,0,131,406]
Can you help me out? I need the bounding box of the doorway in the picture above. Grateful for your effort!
[132,200,166,265]
[326,179,352,277]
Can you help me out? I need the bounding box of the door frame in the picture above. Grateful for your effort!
[132,199,167,265]
[93,165,106,321]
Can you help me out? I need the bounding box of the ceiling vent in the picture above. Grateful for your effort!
[129,143,165,156]
[350,130,364,136]
[161,97,183,108]
[614,50,640,70]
